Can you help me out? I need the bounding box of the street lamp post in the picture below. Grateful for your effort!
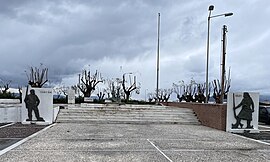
[205,5,233,103]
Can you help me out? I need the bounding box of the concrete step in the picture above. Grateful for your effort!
[57,112,197,117]
[58,110,194,116]
[62,107,193,111]
[55,105,200,125]
[80,103,166,109]
[56,116,198,121]
[56,118,200,125]
[58,112,197,118]
[61,108,194,113]
[57,116,197,121]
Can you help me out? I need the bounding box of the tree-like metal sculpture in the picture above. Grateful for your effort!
[77,69,103,97]
[25,64,48,88]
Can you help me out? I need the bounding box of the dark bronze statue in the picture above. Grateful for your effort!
[24,89,45,122]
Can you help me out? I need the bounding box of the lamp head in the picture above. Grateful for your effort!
[208,5,214,11]
[225,13,233,17]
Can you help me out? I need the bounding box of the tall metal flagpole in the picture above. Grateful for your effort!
[156,13,160,103]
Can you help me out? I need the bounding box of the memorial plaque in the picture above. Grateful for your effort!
[226,92,259,133]
[84,97,93,103]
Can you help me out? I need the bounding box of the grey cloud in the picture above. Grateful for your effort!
[0,0,270,98]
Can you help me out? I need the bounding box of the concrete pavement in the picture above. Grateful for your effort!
[0,104,270,161]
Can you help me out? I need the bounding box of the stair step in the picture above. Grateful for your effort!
[63,108,193,112]
[56,119,201,125]
[55,105,200,125]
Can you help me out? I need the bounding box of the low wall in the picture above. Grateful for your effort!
[0,99,20,104]
[0,106,21,123]
[53,106,60,122]
[163,102,227,131]
[0,103,60,123]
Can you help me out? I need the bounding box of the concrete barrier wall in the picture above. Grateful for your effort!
[0,99,20,104]
[0,107,21,123]
[0,103,60,123]
[53,106,60,122]
[163,102,227,131]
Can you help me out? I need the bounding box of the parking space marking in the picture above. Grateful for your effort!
[260,130,270,132]
[7,149,158,152]
[232,133,270,146]
[0,123,55,156]
[147,139,173,162]
[0,123,15,129]
[259,125,270,129]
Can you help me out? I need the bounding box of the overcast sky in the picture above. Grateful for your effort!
[0,0,270,99]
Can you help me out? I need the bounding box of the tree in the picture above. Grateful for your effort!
[122,73,140,101]
[97,90,106,102]
[71,85,80,96]
[173,80,185,102]
[173,79,208,103]
[212,77,231,103]
[77,69,104,97]
[147,92,155,102]
[18,85,22,103]
[25,64,48,88]
[156,88,173,102]
[53,85,69,100]
[177,79,197,102]
[194,83,206,103]
[0,79,11,94]
[104,78,123,101]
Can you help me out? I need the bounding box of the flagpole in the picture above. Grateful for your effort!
[156,13,160,103]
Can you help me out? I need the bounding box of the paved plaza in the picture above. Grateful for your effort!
[0,105,270,161]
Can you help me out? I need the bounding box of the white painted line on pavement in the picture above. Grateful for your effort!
[259,125,270,129]
[0,123,56,156]
[0,123,15,129]
[232,133,270,146]
[259,130,270,132]
[147,139,173,162]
